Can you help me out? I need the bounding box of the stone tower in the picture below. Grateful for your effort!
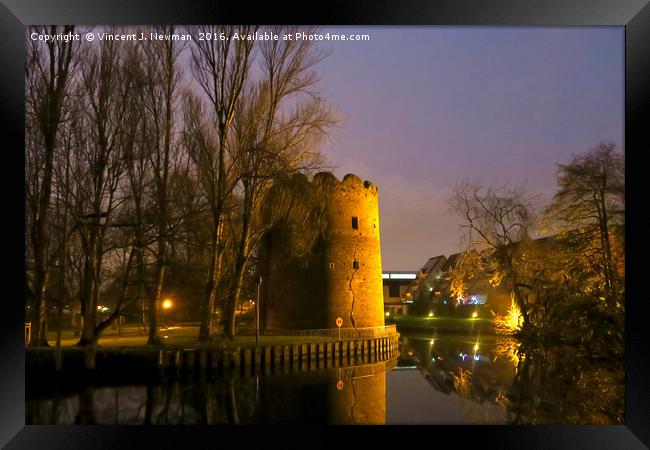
[260,172,385,330]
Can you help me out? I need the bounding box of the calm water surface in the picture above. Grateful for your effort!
[26,330,621,425]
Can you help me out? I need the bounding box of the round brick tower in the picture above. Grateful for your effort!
[317,172,384,329]
[260,172,385,330]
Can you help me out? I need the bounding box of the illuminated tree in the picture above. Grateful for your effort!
[544,141,624,307]
[449,180,539,326]
[222,26,336,339]
[187,25,257,341]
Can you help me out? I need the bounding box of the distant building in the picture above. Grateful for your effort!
[402,251,511,316]
[401,255,448,302]
[382,271,417,316]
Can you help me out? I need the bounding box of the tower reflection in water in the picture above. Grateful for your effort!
[26,360,393,425]
[26,334,623,425]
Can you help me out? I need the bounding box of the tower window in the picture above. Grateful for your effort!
[352,260,359,270]
[352,216,358,229]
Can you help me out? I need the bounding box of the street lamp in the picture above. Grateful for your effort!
[161,298,173,329]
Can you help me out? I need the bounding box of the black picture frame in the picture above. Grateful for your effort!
[1,1,648,448]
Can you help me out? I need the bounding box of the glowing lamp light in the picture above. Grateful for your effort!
[428,311,434,317]
[385,311,390,317]
[472,311,478,318]
[162,299,173,310]
[474,344,479,351]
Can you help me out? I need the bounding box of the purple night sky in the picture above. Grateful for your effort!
[314,26,624,271]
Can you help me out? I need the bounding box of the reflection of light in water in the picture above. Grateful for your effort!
[451,367,472,396]
[395,334,521,425]
[494,337,521,367]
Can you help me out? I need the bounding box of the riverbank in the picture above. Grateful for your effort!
[391,314,495,333]
[27,327,400,382]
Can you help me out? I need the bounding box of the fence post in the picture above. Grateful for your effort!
[25,322,32,346]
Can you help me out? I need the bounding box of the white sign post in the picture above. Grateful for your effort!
[336,317,343,341]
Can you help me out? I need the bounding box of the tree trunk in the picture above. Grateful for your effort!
[225,255,247,339]
[83,343,97,371]
[598,191,615,303]
[54,303,64,371]
[224,217,251,339]
[199,221,223,341]
[30,267,50,347]
[148,242,166,346]
[78,254,97,346]
[27,26,76,348]
[29,130,56,348]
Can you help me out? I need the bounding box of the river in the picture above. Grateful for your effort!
[25,329,623,425]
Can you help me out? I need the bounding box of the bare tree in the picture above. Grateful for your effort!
[187,25,257,340]
[449,180,539,326]
[222,26,337,338]
[71,31,139,357]
[544,141,624,306]
[25,25,80,346]
[138,26,184,344]
[50,106,81,368]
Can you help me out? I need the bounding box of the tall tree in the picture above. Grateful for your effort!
[139,25,184,344]
[544,141,624,306]
[222,26,336,338]
[449,180,539,326]
[25,25,79,346]
[187,25,257,341]
[73,30,139,352]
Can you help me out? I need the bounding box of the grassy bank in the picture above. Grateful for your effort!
[392,314,494,333]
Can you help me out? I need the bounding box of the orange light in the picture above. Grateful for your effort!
[162,299,173,310]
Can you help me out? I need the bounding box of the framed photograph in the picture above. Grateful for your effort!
[2,0,648,448]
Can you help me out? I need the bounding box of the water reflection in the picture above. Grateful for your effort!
[26,332,623,424]
[395,331,623,424]
[391,333,516,424]
[507,344,624,424]
[399,334,516,400]
[26,360,393,425]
